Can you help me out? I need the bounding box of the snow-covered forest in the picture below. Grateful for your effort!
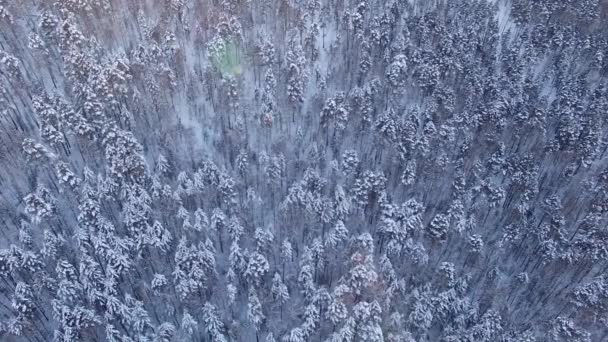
[0,0,608,340]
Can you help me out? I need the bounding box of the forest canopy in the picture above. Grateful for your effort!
[0,0,607,341]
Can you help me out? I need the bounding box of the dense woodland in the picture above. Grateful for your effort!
[0,0,608,341]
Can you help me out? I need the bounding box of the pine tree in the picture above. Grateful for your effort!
[247,289,265,340]
[271,273,289,318]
